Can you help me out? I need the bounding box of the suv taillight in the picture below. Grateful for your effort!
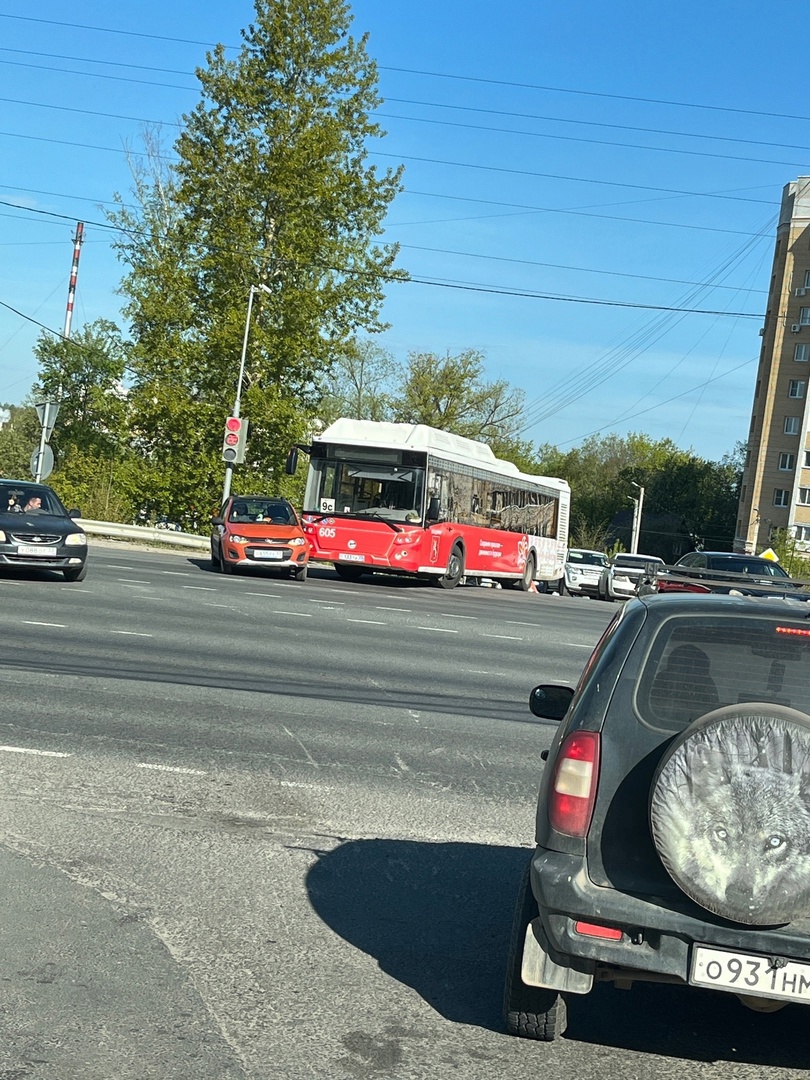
[548,731,600,837]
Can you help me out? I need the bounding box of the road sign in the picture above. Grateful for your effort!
[35,401,60,443]
[30,445,54,481]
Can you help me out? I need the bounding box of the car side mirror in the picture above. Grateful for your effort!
[211,516,225,527]
[426,496,441,522]
[68,508,82,518]
[285,447,299,475]
[529,684,575,721]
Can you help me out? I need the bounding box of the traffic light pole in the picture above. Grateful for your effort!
[220,283,269,506]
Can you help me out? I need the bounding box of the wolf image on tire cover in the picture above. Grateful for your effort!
[650,705,810,925]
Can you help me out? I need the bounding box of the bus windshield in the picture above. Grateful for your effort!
[306,457,426,523]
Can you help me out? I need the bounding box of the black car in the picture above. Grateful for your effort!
[505,592,810,1042]
[0,479,87,581]
[650,550,802,596]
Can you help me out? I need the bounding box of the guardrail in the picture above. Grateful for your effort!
[78,519,210,551]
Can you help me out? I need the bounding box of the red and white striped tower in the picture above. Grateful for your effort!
[63,221,84,339]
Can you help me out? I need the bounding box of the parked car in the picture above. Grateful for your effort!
[650,550,803,596]
[0,479,87,582]
[597,552,664,601]
[505,591,810,1042]
[557,549,608,598]
[211,496,310,580]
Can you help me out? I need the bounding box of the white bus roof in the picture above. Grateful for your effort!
[314,418,570,493]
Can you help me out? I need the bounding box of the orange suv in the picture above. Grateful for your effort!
[211,496,310,580]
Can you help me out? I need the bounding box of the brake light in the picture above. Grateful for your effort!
[776,626,810,637]
[548,731,600,837]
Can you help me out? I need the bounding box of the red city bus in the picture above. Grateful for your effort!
[286,419,570,590]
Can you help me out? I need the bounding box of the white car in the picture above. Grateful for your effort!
[598,552,665,601]
[559,548,608,597]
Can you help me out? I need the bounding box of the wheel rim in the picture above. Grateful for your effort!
[447,551,462,580]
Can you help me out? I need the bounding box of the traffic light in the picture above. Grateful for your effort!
[221,416,249,464]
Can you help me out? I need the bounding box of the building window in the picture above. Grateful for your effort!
[774,489,791,507]
[794,524,810,542]
[800,307,810,326]
[805,270,810,289]
[779,452,796,470]
[789,380,807,398]
[799,488,810,505]
[755,379,761,398]
[796,343,810,362]
[785,416,801,435]
[741,484,747,503]
[805,450,810,468]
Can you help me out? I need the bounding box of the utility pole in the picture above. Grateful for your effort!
[630,482,645,554]
[33,222,83,482]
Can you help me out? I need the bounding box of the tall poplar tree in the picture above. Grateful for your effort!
[109,0,404,516]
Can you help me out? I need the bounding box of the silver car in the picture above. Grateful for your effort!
[558,548,608,597]
[598,552,664,601]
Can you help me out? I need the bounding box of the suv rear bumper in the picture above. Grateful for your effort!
[530,847,810,988]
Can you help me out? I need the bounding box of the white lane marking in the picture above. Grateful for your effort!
[161,571,192,576]
[282,726,319,768]
[0,745,71,758]
[273,611,313,618]
[117,578,151,584]
[23,620,65,628]
[120,583,151,590]
[181,585,217,592]
[111,630,153,637]
[203,603,232,608]
[438,612,476,619]
[347,618,387,625]
[137,762,207,775]
[375,606,411,612]
[133,596,167,601]
[108,565,136,570]
[246,592,282,598]
[308,598,345,605]
[506,620,538,627]
[565,643,594,649]
[417,626,458,633]
[465,669,509,676]
[483,633,523,640]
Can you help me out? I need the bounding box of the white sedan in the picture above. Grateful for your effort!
[598,553,665,601]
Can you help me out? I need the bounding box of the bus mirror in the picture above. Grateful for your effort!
[285,447,299,475]
[427,496,441,522]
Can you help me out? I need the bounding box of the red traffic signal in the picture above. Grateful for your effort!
[221,416,249,463]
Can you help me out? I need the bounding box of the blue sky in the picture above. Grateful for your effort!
[0,1,805,462]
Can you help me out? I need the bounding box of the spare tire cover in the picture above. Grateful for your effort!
[650,704,810,925]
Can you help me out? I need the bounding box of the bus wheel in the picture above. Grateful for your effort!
[334,563,364,582]
[437,544,464,589]
[511,554,536,592]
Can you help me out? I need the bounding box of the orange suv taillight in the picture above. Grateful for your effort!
[548,731,600,837]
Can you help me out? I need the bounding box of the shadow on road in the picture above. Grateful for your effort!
[306,837,810,1069]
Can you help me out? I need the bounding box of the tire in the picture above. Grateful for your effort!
[509,554,537,592]
[293,564,308,582]
[556,576,567,596]
[211,543,221,571]
[221,555,234,575]
[436,544,464,590]
[650,703,810,925]
[63,564,87,583]
[334,563,364,582]
[504,861,568,1041]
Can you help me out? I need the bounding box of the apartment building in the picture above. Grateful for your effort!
[736,176,810,554]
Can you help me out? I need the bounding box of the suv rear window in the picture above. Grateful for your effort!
[635,613,810,732]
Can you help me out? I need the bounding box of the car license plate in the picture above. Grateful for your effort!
[254,550,284,560]
[339,553,366,562]
[17,545,57,557]
[691,945,810,1003]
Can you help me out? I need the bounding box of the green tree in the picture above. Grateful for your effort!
[0,404,39,479]
[107,0,405,518]
[319,337,398,423]
[394,349,526,442]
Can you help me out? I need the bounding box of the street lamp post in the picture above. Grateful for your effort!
[221,283,271,505]
[630,481,645,554]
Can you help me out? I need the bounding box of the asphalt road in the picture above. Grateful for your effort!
[0,544,807,1080]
